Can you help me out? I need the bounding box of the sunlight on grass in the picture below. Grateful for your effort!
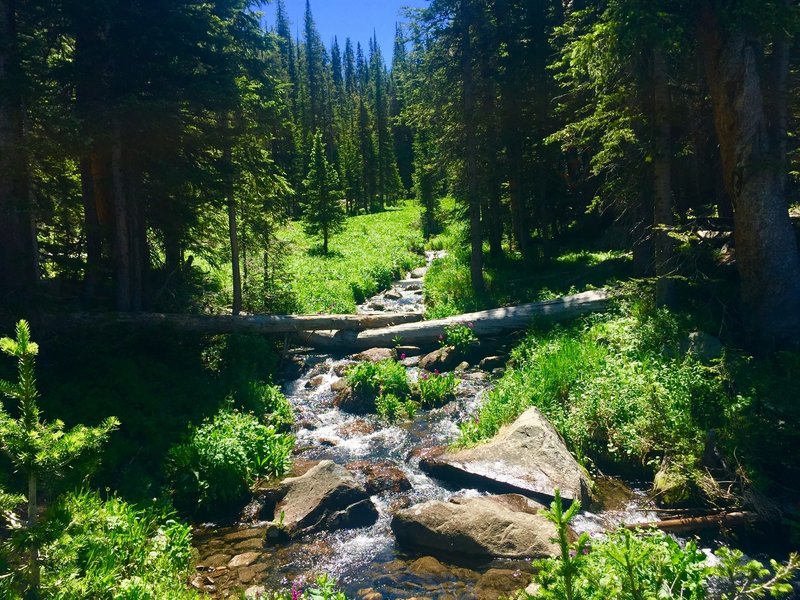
[277,202,425,313]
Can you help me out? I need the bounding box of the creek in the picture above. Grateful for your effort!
[192,251,667,599]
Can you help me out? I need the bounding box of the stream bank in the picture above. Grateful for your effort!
[191,252,662,599]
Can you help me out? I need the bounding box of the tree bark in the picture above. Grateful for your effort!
[299,290,610,351]
[111,118,131,312]
[0,0,36,304]
[652,46,675,307]
[461,0,485,294]
[223,114,242,316]
[698,4,800,347]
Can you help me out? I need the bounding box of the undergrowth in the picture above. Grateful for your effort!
[166,408,294,517]
[424,200,630,319]
[459,293,800,505]
[2,491,198,600]
[526,489,800,600]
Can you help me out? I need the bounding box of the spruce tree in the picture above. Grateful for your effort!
[0,321,119,597]
[303,132,345,255]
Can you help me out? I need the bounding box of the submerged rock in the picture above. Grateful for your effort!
[420,407,592,504]
[257,460,378,541]
[391,494,561,559]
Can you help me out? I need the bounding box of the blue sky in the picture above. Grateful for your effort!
[262,0,429,62]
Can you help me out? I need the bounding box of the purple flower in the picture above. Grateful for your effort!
[434,369,440,375]
[400,353,407,360]
[438,334,444,341]
[291,580,303,600]
[468,322,474,328]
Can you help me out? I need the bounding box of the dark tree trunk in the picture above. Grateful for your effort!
[80,158,102,304]
[0,0,36,304]
[652,47,675,307]
[461,0,485,294]
[698,3,800,347]
[111,119,131,312]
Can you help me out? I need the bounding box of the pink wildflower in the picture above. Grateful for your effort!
[468,322,474,328]
[400,353,407,360]
[291,580,303,600]
[434,369,440,375]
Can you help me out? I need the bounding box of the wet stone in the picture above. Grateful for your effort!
[305,374,326,388]
[384,289,403,301]
[476,569,529,600]
[355,347,395,363]
[220,527,266,543]
[200,553,231,569]
[330,378,349,392]
[227,552,262,569]
[233,537,265,552]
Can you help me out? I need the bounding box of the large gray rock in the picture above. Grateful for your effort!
[419,346,461,372]
[421,407,592,504]
[259,460,378,541]
[391,495,561,559]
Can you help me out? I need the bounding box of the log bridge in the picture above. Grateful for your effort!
[51,290,610,351]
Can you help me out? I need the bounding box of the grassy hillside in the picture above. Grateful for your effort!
[276,203,426,314]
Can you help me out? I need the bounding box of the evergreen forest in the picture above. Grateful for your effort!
[1,0,799,598]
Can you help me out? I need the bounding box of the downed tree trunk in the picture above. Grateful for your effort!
[625,511,759,534]
[298,290,610,351]
[45,311,424,334]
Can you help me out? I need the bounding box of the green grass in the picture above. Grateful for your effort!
[424,200,631,318]
[275,202,426,313]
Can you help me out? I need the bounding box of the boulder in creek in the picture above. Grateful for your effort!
[257,460,378,542]
[410,267,427,279]
[384,289,404,301]
[479,355,506,371]
[346,460,413,495]
[334,385,375,414]
[391,494,562,560]
[419,346,462,372]
[420,407,592,504]
[355,347,395,363]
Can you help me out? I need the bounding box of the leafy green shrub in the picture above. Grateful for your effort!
[244,382,294,432]
[375,393,418,423]
[440,323,477,354]
[269,574,347,600]
[531,490,707,600]
[346,360,410,401]
[166,409,293,516]
[416,371,459,407]
[528,490,799,600]
[30,491,197,600]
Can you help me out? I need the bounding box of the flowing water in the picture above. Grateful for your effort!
[192,251,662,599]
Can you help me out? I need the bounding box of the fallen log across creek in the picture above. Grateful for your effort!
[297,289,611,351]
[43,311,424,334]
[625,511,760,534]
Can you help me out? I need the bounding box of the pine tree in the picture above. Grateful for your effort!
[0,321,119,596]
[303,132,345,255]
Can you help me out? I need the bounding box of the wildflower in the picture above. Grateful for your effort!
[438,334,444,341]
[468,322,474,328]
[291,579,304,600]
[434,369,440,375]
[400,353,407,360]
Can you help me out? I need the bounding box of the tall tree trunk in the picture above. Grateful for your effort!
[652,46,675,307]
[461,0,485,294]
[80,158,102,304]
[111,119,131,311]
[0,0,36,304]
[698,3,800,347]
[222,114,242,316]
